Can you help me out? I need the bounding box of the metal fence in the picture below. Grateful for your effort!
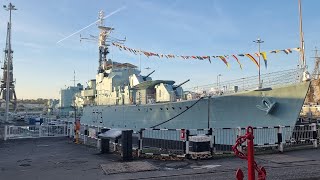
[4,119,319,159]
[139,128,187,156]
[136,124,319,158]
[4,124,69,140]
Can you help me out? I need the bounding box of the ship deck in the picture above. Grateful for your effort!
[1,138,320,180]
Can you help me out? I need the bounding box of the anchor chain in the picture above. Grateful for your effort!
[232,126,266,180]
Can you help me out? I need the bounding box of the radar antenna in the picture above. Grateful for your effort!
[79,10,126,73]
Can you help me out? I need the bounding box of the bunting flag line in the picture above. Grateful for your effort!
[218,56,229,68]
[245,54,260,69]
[260,52,268,69]
[232,55,242,69]
[111,42,300,69]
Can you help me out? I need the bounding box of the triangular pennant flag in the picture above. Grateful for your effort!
[197,56,203,60]
[292,47,301,52]
[245,54,259,69]
[219,56,229,68]
[238,54,245,57]
[260,52,267,69]
[208,56,211,64]
[143,51,150,57]
[282,49,289,54]
[232,55,242,69]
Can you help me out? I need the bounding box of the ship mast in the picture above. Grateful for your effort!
[97,10,113,73]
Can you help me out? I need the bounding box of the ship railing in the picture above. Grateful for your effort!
[185,68,303,97]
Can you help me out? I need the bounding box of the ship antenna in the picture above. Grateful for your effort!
[71,70,79,87]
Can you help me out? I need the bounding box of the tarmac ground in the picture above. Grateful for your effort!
[1,138,320,180]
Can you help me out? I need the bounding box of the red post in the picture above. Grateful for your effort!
[180,129,186,140]
[247,126,255,180]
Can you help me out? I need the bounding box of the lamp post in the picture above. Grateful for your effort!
[217,74,222,91]
[241,78,245,91]
[253,38,264,88]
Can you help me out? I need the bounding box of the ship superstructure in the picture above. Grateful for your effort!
[76,11,184,109]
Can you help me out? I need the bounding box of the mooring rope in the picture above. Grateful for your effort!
[150,97,205,128]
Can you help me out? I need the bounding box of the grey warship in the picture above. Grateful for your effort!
[76,11,310,131]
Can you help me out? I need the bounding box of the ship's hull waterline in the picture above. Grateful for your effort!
[80,81,310,131]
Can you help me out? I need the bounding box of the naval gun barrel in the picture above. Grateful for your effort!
[143,70,155,80]
[173,79,190,90]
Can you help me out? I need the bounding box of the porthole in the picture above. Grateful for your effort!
[172,107,175,110]
[160,108,163,110]
[166,108,169,110]
[150,108,152,111]
[179,107,182,110]
[138,109,141,111]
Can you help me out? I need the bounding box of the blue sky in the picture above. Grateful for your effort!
[0,0,319,99]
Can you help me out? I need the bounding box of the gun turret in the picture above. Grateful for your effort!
[143,70,155,81]
[173,79,190,90]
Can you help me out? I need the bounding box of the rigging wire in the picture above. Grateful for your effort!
[149,97,205,128]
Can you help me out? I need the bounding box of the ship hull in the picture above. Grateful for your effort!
[80,81,310,131]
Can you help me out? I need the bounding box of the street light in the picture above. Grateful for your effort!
[253,38,264,88]
[217,74,222,92]
[241,78,245,91]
